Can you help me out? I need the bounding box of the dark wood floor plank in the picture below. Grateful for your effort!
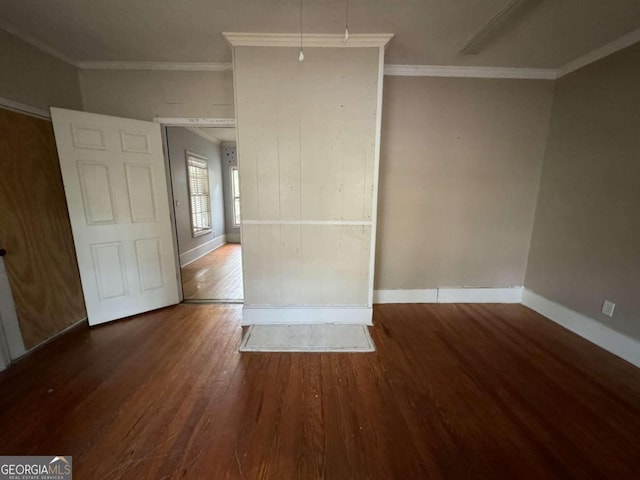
[181,244,243,301]
[1,303,640,479]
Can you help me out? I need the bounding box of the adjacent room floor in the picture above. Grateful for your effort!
[1,304,639,479]
[181,243,243,301]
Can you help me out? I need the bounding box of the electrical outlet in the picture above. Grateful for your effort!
[602,300,616,317]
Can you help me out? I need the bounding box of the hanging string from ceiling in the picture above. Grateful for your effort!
[345,0,349,41]
[299,0,305,61]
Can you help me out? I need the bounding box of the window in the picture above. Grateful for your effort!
[186,152,212,236]
[231,167,241,226]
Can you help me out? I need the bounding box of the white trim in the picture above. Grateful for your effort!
[0,258,26,360]
[373,287,523,304]
[438,287,523,303]
[0,331,9,371]
[522,289,640,368]
[0,19,79,67]
[556,28,640,78]
[384,65,557,80]
[242,219,371,226]
[185,126,221,145]
[77,61,232,71]
[223,32,394,48]
[374,289,438,304]
[230,166,240,228]
[160,126,184,303]
[0,97,51,120]
[242,306,372,326]
[179,235,226,267]
[230,46,249,305]
[368,46,386,307]
[154,117,236,127]
[2,17,638,81]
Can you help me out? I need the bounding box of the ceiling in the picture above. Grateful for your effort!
[0,0,639,68]
[195,127,236,143]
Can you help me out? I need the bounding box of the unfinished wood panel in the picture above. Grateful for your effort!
[1,304,640,478]
[0,108,86,348]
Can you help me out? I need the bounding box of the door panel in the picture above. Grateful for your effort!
[51,108,179,326]
[0,108,86,348]
[125,164,157,222]
[78,161,118,224]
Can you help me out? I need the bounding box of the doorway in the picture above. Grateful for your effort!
[164,125,243,303]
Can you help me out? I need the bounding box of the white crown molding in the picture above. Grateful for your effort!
[184,126,222,146]
[556,27,640,78]
[0,19,79,67]
[3,19,639,79]
[77,61,233,71]
[384,64,557,80]
[222,32,394,48]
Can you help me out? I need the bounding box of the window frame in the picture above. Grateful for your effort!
[185,151,212,237]
[230,166,241,227]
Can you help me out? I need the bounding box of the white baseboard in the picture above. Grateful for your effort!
[179,234,226,267]
[438,287,523,303]
[522,289,640,368]
[373,287,523,304]
[374,289,438,304]
[242,306,372,326]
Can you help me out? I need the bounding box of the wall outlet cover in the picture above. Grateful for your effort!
[602,300,616,317]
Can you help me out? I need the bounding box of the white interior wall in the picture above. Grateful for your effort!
[0,256,25,361]
[233,44,384,321]
[221,143,241,243]
[79,69,234,121]
[166,127,226,267]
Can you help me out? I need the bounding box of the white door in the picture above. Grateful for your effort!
[0,256,25,360]
[51,108,179,326]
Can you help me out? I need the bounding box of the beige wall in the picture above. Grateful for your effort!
[79,69,234,121]
[375,76,554,289]
[0,29,82,110]
[525,43,640,340]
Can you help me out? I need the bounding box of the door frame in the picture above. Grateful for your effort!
[153,117,238,300]
[0,99,47,364]
[0,106,239,357]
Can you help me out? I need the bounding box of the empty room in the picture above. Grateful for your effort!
[0,1,639,479]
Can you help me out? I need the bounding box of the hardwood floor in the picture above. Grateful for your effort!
[1,303,639,479]
[181,243,243,301]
